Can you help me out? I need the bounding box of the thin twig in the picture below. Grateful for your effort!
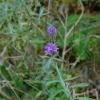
[71,57,80,69]
[62,0,84,68]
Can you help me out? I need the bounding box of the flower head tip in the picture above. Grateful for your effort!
[47,25,57,35]
[44,42,59,55]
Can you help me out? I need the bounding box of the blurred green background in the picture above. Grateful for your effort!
[0,0,100,100]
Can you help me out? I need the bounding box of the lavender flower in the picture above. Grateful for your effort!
[44,42,59,55]
[47,25,57,35]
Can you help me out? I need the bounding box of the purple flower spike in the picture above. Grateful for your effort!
[47,25,57,35]
[44,42,59,55]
